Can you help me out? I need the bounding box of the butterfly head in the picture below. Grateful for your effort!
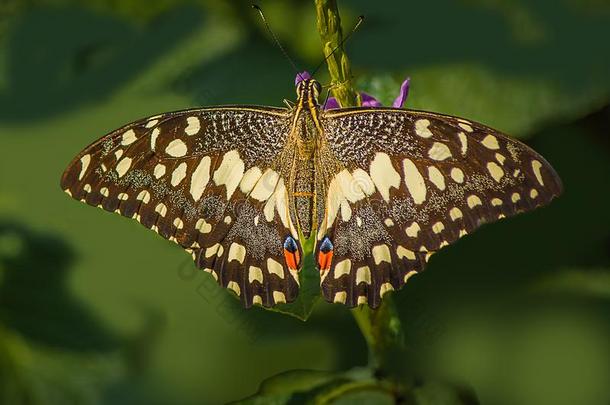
[296,78,322,107]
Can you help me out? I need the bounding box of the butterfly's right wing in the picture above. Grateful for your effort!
[61,107,303,308]
[316,108,562,308]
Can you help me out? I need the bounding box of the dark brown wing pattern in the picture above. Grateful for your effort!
[317,108,562,308]
[61,107,302,308]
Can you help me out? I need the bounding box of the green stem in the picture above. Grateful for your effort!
[314,0,406,375]
[314,0,359,107]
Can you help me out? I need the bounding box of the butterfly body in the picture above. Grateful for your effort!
[61,78,562,309]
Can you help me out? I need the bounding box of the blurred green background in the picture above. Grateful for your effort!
[1,0,609,404]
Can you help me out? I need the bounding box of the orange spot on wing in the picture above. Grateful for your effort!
[318,250,333,271]
[284,248,301,270]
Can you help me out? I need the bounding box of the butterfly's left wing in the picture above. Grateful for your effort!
[316,108,562,308]
[61,107,302,308]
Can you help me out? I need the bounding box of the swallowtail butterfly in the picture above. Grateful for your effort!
[61,78,562,308]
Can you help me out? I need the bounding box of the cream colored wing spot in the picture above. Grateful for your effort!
[427,165,446,191]
[459,123,473,133]
[252,295,263,305]
[333,291,347,304]
[511,192,521,203]
[248,266,263,283]
[227,281,241,296]
[267,258,285,279]
[150,128,160,150]
[117,193,129,201]
[334,259,352,278]
[380,283,394,297]
[404,270,417,283]
[273,291,287,304]
[251,169,280,202]
[100,187,109,197]
[369,152,401,202]
[185,116,201,135]
[205,243,223,258]
[481,134,500,150]
[530,188,539,199]
[396,246,416,260]
[190,156,211,201]
[79,154,91,180]
[415,119,434,138]
[145,119,158,128]
[487,161,504,183]
[449,207,463,221]
[165,139,188,158]
[153,163,166,179]
[495,153,506,165]
[403,158,427,204]
[239,166,263,194]
[203,267,218,280]
[136,190,151,203]
[195,218,212,233]
[121,129,137,146]
[228,242,247,264]
[114,150,124,160]
[458,132,468,156]
[171,162,188,186]
[173,217,184,229]
[356,217,363,227]
[491,198,503,206]
[432,221,445,234]
[428,142,452,161]
[340,202,352,222]
[372,244,391,265]
[531,160,544,186]
[115,157,132,178]
[384,218,394,227]
[224,215,232,224]
[356,266,371,285]
[83,184,92,193]
[405,222,421,238]
[467,195,482,208]
[213,150,245,200]
[155,203,168,217]
[357,296,368,305]
[450,167,464,183]
[336,169,366,203]
[351,168,376,196]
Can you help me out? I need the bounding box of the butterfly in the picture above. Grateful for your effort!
[61,77,562,309]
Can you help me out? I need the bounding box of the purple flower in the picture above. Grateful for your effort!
[294,71,410,110]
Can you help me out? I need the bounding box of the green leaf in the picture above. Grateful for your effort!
[530,268,610,298]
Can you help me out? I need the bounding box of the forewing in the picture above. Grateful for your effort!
[317,107,562,308]
[61,107,302,308]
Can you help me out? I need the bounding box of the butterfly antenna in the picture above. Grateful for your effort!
[311,15,365,77]
[252,4,304,81]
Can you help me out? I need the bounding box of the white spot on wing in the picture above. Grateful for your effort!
[185,116,200,136]
[251,169,279,202]
[405,222,420,238]
[372,244,391,265]
[213,150,245,200]
[356,266,371,285]
[165,139,188,157]
[427,165,446,191]
[190,156,211,201]
[487,161,504,183]
[228,243,246,264]
[369,152,400,202]
[115,157,132,178]
[450,167,464,183]
[248,266,263,283]
[136,190,150,203]
[171,162,187,186]
[403,158,427,204]
[458,132,468,156]
[334,259,352,278]
[267,258,285,279]
[481,134,499,150]
[428,142,452,161]
[79,154,91,180]
[415,119,433,138]
[532,160,544,186]
[239,166,262,195]
[121,129,137,146]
